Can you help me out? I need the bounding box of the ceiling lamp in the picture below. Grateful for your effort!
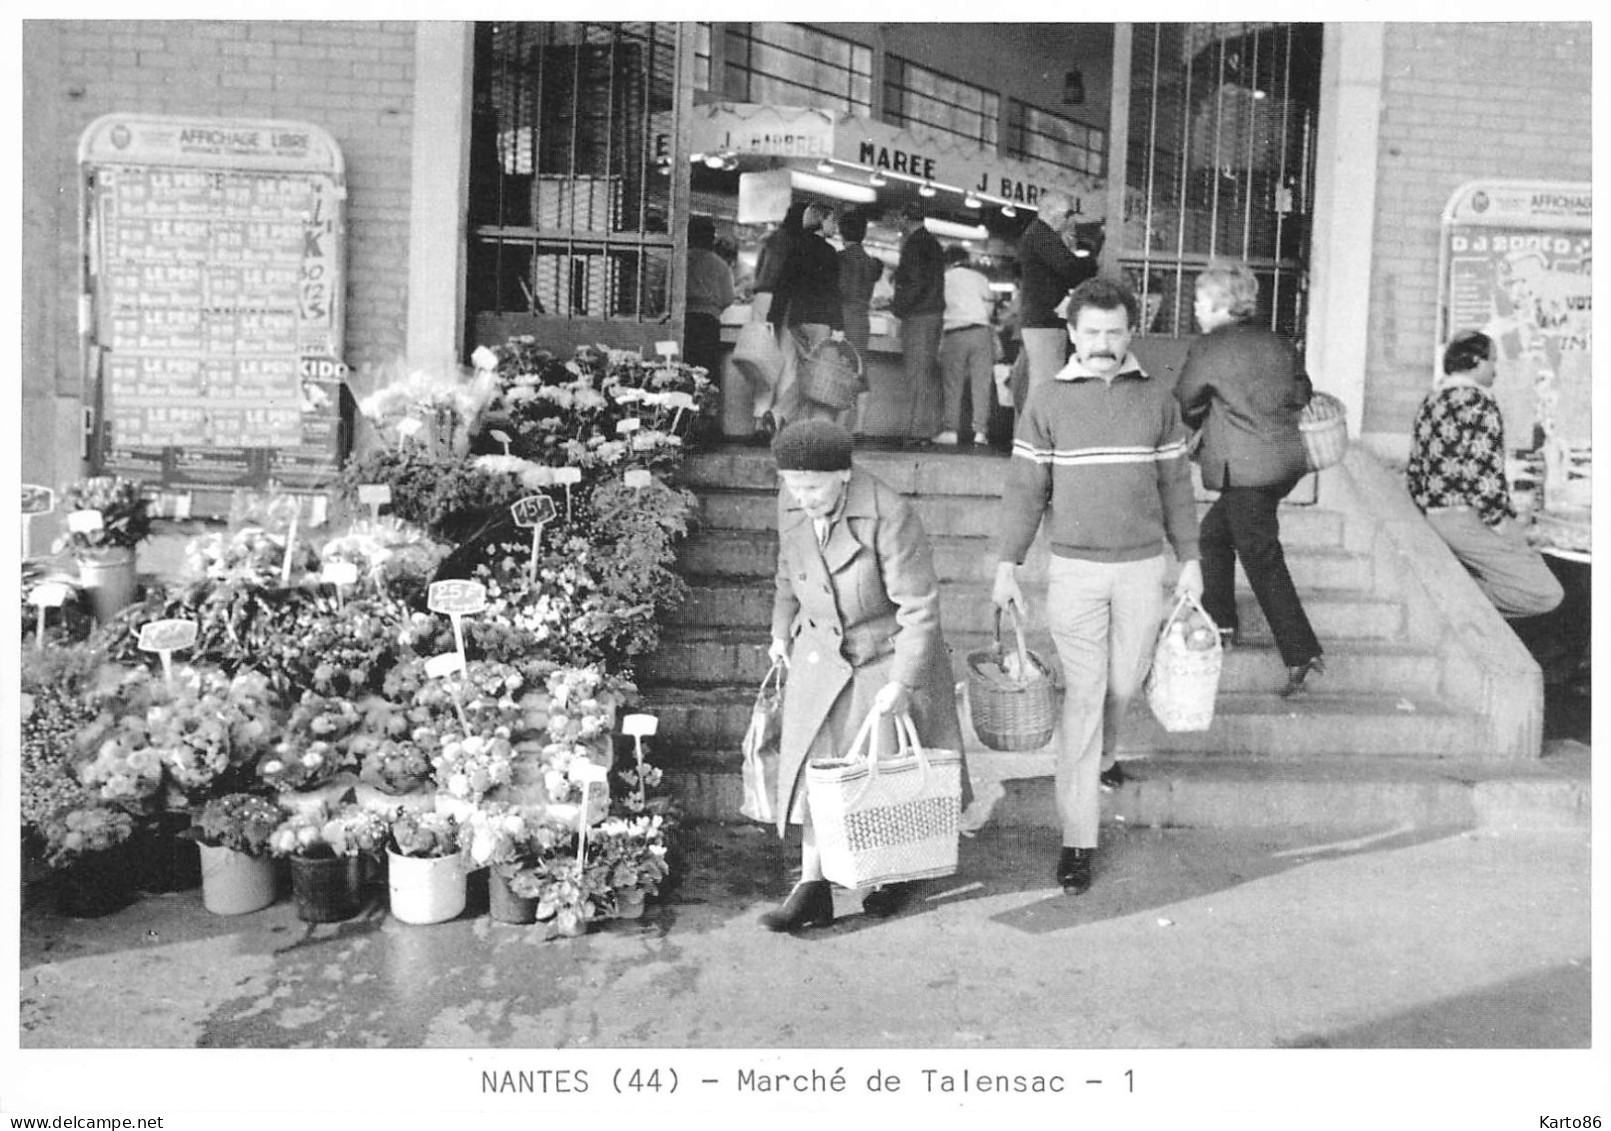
[788,170,877,204]
[816,158,836,175]
[963,193,982,209]
[1000,203,1017,218]
[923,217,989,241]
[704,151,729,169]
[868,170,887,187]
[918,182,937,198]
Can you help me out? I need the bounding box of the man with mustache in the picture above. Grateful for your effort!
[992,277,1202,896]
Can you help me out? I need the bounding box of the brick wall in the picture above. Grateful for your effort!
[21,20,416,493]
[1364,21,1591,439]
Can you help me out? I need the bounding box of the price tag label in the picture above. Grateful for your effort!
[522,464,555,487]
[29,582,72,608]
[321,560,360,587]
[567,760,610,784]
[621,713,659,738]
[20,485,55,515]
[67,509,105,534]
[552,466,582,486]
[663,392,696,411]
[616,417,642,435]
[428,579,488,615]
[623,469,652,490]
[654,340,680,358]
[489,429,511,446]
[357,484,392,506]
[511,494,557,528]
[138,619,199,653]
[425,652,466,680]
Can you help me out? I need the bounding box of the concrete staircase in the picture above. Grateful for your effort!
[641,444,1588,832]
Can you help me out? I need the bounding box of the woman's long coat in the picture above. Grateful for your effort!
[769,468,967,835]
[1174,321,1313,489]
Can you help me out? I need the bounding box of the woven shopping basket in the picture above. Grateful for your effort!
[966,605,1060,751]
[807,711,962,890]
[1145,593,1224,732]
[800,338,864,410]
[1299,390,1349,471]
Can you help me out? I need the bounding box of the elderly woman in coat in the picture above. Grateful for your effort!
[761,419,968,932]
[1174,259,1323,696]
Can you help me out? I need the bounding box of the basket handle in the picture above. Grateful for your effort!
[1161,591,1219,639]
[992,604,1035,683]
[757,657,786,698]
[840,710,929,809]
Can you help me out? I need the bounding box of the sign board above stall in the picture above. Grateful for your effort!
[78,113,349,501]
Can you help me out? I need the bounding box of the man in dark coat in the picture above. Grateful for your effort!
[889,202,946,444]
[1016,190,1097,401]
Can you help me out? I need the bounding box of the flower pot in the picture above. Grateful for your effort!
[128,811,201,893]
[199,843,279,916]
[386,850,467,925]
[289,854,363,922]
[76,548,139,623]
[614,889,647,920]
[488,869,538,925]
[57,848,135,919]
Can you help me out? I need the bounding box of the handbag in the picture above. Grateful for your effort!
[799,337,864,409]
[731,321,784,394]
[738,659,785,824]
[1145,593,1224,732]
[807,711,962,890]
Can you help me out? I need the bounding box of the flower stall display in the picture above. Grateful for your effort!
[269,802,390,923]
[36,797,139,918]
[19,336,710,929]
[52,475,153,622]
[189,793,282,915]
[385,810,467,925]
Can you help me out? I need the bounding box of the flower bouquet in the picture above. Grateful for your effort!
[188,792,282,915]
[258,691,364,796]
[385,809,468,924]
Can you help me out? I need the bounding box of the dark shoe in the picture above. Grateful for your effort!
[1279,655,1326,698]
[1056,847,1093,895]
[860,882,914,919]
[1098,763,1127,792]
[752,412,777,445]
[758,880,834,932]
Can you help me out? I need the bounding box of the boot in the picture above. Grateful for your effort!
[860,882,914,919]
[1056,847,1093,895]
[758,880,834,932]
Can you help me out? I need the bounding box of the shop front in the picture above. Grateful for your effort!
[685,102,1112,440]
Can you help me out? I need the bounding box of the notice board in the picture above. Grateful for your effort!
[79,113,349,499]
[1438,180,1591,451]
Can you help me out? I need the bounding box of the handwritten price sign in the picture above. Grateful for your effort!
[357,484,391,524]
[511,494,557,529]
[138,618,199,682]
[20,485,55,516]
[67,509,105,534]
[28,581,73,647]
[428,579,488,616]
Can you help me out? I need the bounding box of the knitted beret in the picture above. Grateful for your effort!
[771,418,854,472]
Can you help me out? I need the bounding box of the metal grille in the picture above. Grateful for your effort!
[884,55,999,149]
[1122,23,1322,340]
[1006,99,1106,178]
[722,23,872,114]
[467,22,681,323]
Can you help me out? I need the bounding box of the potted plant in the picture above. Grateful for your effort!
[464,805,538,924]
[53,475,152,622]
[592,814,671,920]
[385,809,467,925]
[268,803,389,922]
[188,793,282,915]
[507,838,612,939]
[37,796,138,918]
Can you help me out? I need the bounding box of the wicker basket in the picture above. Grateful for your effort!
[1145,594,1223,732]
[800,338,864,410]
[1299,390,1349,471]
[966,606,1060,751]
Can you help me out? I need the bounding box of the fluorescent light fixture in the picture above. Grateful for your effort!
[816,158,836,174]
[924,217,988,241]
[868,171,887,187]
[1000,203,1017,218]
[788,170,878,204]
[918,182,937,198]
[963,194,982,209]
[988,281,1017,293]
[704,152,729,169]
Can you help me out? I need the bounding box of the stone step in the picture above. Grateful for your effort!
[660,748,1591,832]
[678,528,1374,590]
[643,627,1445,698]
[668,581,1406,641]
[637,684,1485,760]
[693,488,1352,549]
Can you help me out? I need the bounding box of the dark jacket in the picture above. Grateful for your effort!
[1174,321,1313,490]
[1018,218,1096,328]
[766,231,843,330]
[890,226,945,320]
[838,243,883,352]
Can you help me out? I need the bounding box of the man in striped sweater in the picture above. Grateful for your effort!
[992,277,1203,896]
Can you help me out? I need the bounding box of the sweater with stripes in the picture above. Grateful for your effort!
[996,353,1200,565]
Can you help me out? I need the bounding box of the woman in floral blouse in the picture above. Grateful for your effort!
[1405,330,1562,617]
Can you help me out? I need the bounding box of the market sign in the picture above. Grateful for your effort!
[690,103,836,160]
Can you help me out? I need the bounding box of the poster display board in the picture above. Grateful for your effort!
[1438,180,1591,456]
[78,114,349,498]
